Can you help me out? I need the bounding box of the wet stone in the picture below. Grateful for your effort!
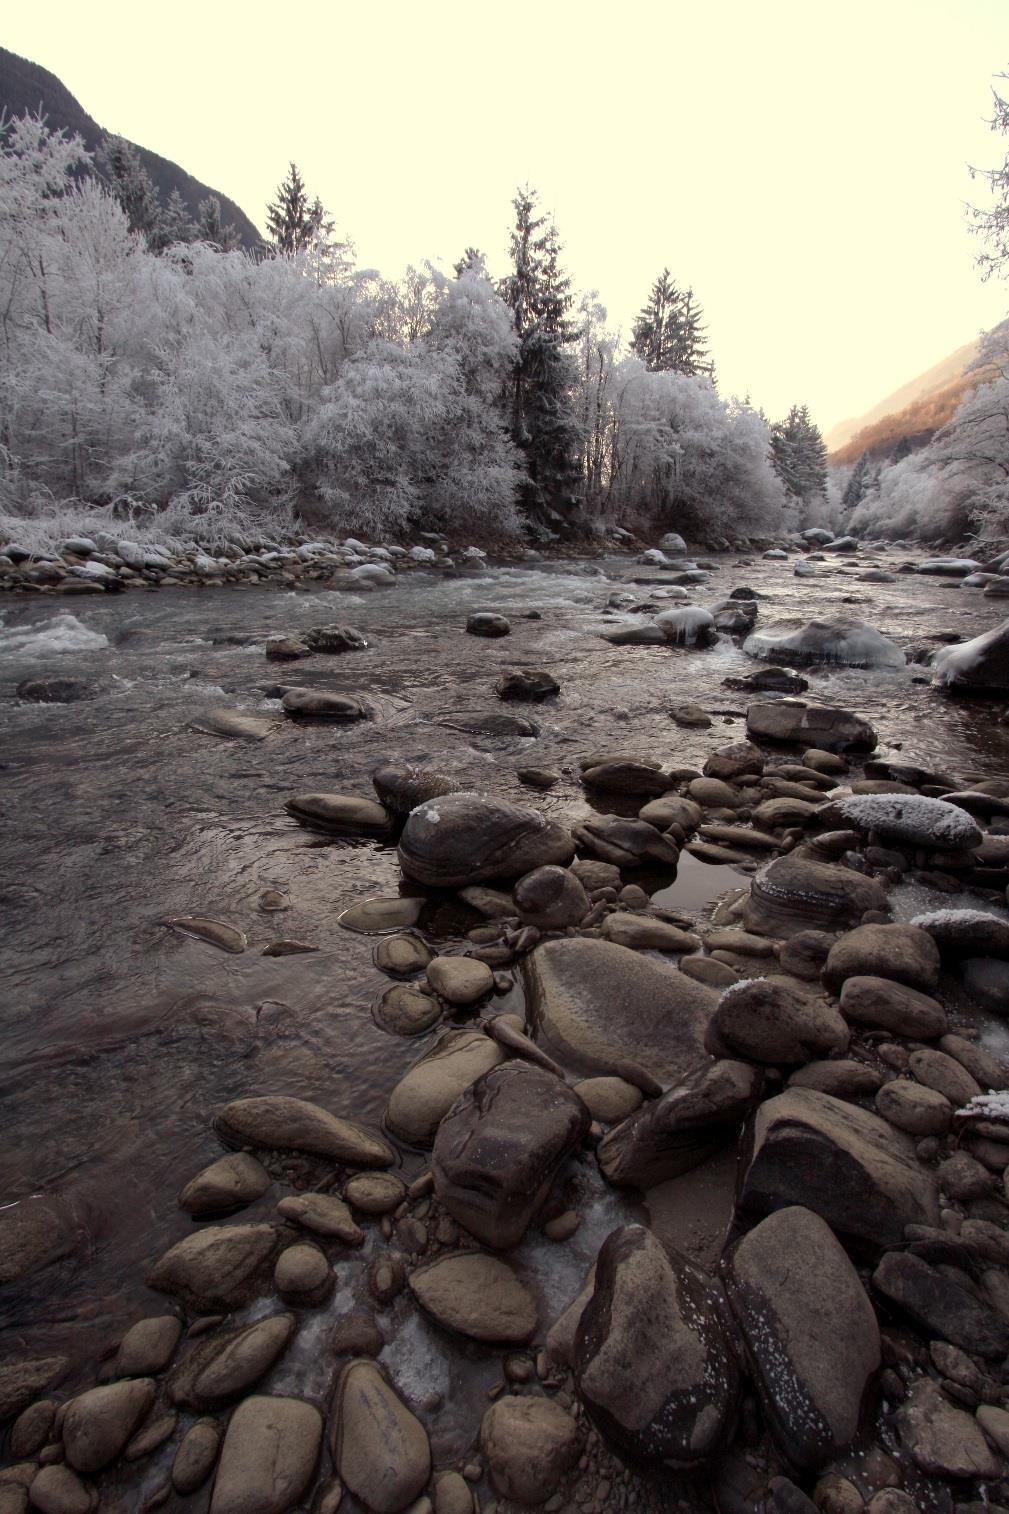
[339,897,425,934]
[147,1224,281,1311]
[9,1402,55,1460]
[274,1244,332,1304]
[113,1316,183,1377]
[331,1361,431,1514]
[426,956,494,1006]
[62,1379,157,1474]
[178,1152,272,1218]
[343,1172,407,1214]
[374,984,442,1037]
[409,1252,538,1343]
[480,1396,579,1504]
[24,1467,93,1514]
[169,1314,296,1410]
[276,1193,364,1246]
[215,1096,393,1167]
[172,1418,221,1494]
[210,1395,323,1514]
[374,935,433,977]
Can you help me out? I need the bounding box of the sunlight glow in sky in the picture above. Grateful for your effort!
[5,0,1009,434]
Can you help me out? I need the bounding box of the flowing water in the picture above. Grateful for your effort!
[2,546,1008,1495]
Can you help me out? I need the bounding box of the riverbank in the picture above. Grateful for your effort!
[3,553,1009,1514]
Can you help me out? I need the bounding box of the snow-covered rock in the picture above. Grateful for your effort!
[794,561,817,577]
[61,537,98,556]
[408,546,437,563]
[743,619,904,670]
[350,563,396,586]
[801,528,834,545]
[461,546,487,561]
[821,794,983,851]
[69,561,117,581]
[638,548,670,567]
[655,607,717,647]
[657,532,687,554]
[823,536,858,551]
[932,619,1009,693]
[917,558,982,577]
[762,548,788,560]
[343,537,369,552]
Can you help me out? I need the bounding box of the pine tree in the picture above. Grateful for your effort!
[95,134,163,245]
[841,450,873,511]
[266,163,324,254]
[160,189,197,246]
[196,197,242,252]
[454,247,487,278]
[770,404,828,504]
[671,288,712,378]
[630,269,682,371]
[501,187,582,522]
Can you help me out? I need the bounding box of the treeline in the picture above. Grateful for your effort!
[0,116,829,545]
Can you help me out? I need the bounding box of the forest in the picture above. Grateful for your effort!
[0,116,835,550]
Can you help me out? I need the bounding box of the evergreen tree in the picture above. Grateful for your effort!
[160,189,197,246]
[770,404,828,504]
[630,269,681,370]
[196,197,241,251]
[454,246,487,278]
[670,287,712,378]
[266,163,324,254]
[841,450,873,511]
[95,134,162,245]
[501,187,582,521]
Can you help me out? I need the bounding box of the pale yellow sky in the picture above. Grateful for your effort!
[5,0,1009,432]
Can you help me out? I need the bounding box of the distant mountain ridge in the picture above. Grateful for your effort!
[0,47,262,250]
[827,338,992,466]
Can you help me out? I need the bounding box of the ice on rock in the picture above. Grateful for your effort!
[1,613,109,656]
[743,619,904,670]
[655,606,717,646]
[832,795,983,850]
[931,619,1009,693]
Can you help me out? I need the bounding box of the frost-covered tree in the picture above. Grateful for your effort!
[196,196,242,251]
[160,188,197,245]
[770,404,828,506]
[95,134,163,246]
[501,187,582,524]
[970,73,1009,281]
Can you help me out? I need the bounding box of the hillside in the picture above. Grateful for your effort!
[0,47,262,250]
[827,338,993,467]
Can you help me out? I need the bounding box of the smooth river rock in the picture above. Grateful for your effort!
[215,1096,393,1167]
[480,1396,579,1504]
[148,1223,281,1311]
[822,923,941,994]
[178,1152,272,1217]
[398,793,574,888]
[385,1029,505,1147]
[62,1379,157,1473]
[170,1313,296,1409]
[331,1360,431,1514]
[707,977,849,1065]
[838,976,948,1039]
[745,700,878,753]
[210,1395,322,1514]
[409,1252,538,1343]
[723,1206,880,1469]
[523,937,717,1084]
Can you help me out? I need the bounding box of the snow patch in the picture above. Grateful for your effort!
[832,794,982,849]
[0,612,109,656]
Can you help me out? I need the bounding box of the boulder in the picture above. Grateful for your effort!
[912,908,1009,960]
[178,1152,272,1217]
[707,978,849,1065]
[170,1314,296,1409]
[932,617,1009,693]
[597,1060,763,1188]
[114,1316,183,1377]
[572,814,680,868]
[822,924,940,994]
[743,855,888,937]
[908,1048,981,1107]
[581,759,669,795]
[723,1206,880,1469]
[873,1251,1009,1358]
[894,1378,1002,1479]
[875,1080,952,1137]
[466,612,510,637]
[147,1224,281,1311]
[838,976,948,1039]
[787,1061,885,1099]
[210,1395,322,1514]
[655,606,717,646]
[737,1088,939,1249]
[280,689,369,720]
[744,619,904,670]
[303,624,368,653]
[426,956,493,1006]
[575,1225,739,1470]
[398,793,574,888]
[284,794,393,837]
[819,795,982,851]
[638,795,703,830]
[480,1396,579,1504]
[513,866,590,930]
[523,937,717,1083]
[331,1361,430,1514]
[409,1252,537,1343]
[573,1076,643,1123]
[432,1061,589,1248]
[385,1028,505,1147]
[745,700,877,753]
[23,1467,93,1514]
[62,1379,156,1473]
[374,984,442,1037]
[599,913,700,951]
[704,741,765,781]
[215,1096,392,1167]
[496,669,559,700]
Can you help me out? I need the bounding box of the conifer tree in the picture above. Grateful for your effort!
[841,450,873,511]
[454,247,487,277]
[770,404,828,504]
[196,197,242,251]
[630,272,712,377]
[95,134,162,245]
[266,162,323,253]
[501,187,582,521]
[160,188,197,246]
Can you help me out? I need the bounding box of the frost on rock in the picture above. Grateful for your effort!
[911,908,1005,930]
[655,607,717,646]
[743,619,904,670]
[931,619,1009,693]
[916,558,982,576]
[956,1092,1009,1121]
[833,795,982,850]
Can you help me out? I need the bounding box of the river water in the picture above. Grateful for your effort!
[1,546,1008,1487]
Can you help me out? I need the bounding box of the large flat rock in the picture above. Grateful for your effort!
[523,938,718,1085]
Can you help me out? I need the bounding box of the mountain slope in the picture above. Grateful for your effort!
[0,48,262,250]
[827,338,994,466]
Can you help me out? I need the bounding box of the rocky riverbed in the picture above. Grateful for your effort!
[3,538,1009,1514]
